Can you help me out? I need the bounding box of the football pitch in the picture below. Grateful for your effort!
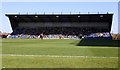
[1,39,119,68]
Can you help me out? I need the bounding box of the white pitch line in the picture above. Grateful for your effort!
[2,54,118,58]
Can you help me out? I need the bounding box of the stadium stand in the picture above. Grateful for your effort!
[6,14,113,39]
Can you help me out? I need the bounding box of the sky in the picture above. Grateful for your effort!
[118,1,120,34]
[0,1,119,33]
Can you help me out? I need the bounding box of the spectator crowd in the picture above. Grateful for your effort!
[0,27,112,39]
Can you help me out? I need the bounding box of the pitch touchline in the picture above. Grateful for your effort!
[1,54,118,58]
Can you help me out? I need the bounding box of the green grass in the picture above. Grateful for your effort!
[0,39,2,70]
[2,39,119,68]
[2,56,118,68]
